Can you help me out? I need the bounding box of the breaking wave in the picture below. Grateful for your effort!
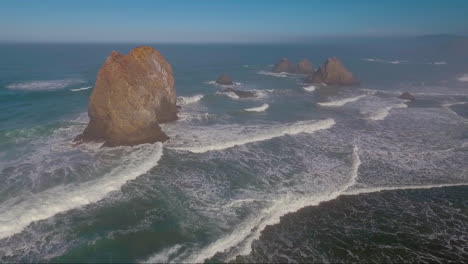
[166,119,335,153]
[177,95,204,105]
[0,143,163,240]
[184,145,361,263]
[70,86,92,92]
[458,74,468,82]
[303,85,316,92]
[244,104,269,112]
[257,71,287,78]
[367,103,407,121]
[318,95,366,107]
[6,79,85,91]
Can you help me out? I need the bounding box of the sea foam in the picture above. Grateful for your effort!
[257,71,288,78]
[184,145,361,263]
[7,79,85,91]
[177,95,204,105]
[303,85,316,92]
[166,119,335,153]
[368,103,407,121]
[318,95,366,107]
[458,74,468,82]
[0,143,163,240]
[244,104,269,112]
[70,86,92,92]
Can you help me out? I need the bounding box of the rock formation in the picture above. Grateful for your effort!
[272,58,296,73]
[75,46,177,147]
[223,88,256,98]
[272,58,314,74]
[304,57,359,86]
[216,74,234,85]
[399,92,415,101]
[296,59,314,74]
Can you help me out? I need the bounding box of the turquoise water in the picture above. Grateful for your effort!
[0,41,468,262]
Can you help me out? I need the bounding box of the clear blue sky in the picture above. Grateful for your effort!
[1,0,467,43]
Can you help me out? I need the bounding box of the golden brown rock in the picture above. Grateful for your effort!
[304,57,359,86]
[75,46,177,147]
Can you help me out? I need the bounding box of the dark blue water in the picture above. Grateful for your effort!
[0,40,467,263]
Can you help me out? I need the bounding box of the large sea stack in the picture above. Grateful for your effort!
[304,57,359,86]
[75,46,177,147]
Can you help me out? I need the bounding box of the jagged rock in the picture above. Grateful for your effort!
[399,92,415,101]
[304,57,359,86]
[223,87,256,98]
[296,59,314,74]
[272,58,296,73]
[216,74,234,85]
[75,46,177,147]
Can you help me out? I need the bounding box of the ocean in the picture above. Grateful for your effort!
[0,40,467,263]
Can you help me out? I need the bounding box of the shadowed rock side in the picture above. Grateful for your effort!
[305,57,359,86]
[216,74,234,85]
[399,92,416,101]
[75,46,177,147]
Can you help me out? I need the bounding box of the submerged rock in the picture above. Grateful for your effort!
[223,87,256,98]
[216,74,234,85]
[399,92,415,101]
[272,58,296,73]
[296,59,314,74]
[75,46,177,147]
[304,57,359,86]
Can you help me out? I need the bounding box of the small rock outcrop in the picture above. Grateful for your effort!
[296,59,314,74]
[216,74,234,85]
[304,57,359,86]
[399,92,415,101]
[272,58,296,73]
[75,46,177,147]
[223,88,256,98]
[272,58,314,74]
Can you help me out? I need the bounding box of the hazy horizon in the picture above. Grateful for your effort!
[2,0,468,43]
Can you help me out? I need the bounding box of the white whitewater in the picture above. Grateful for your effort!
[244,104,269,112]
[318,95,366,107]
[7,79,85,91]
[177,95,204,105]
[0,143,163,240]
[144,244,183,263]
[303,85,316,92]
[184,145,361,263]
[70,86,92,92]
[458,74,468,82]
[257,71,288,78]
[368,103,407,121]
[217,91,240,100]
[167,119,336,153]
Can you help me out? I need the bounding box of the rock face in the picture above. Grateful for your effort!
[296,59,314,74]
[304,57,359,85]
[216,74,234,85]
[272,58,296,73]
[399,92,415,101]
[223,88,256,98]
[76,46,177,147]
